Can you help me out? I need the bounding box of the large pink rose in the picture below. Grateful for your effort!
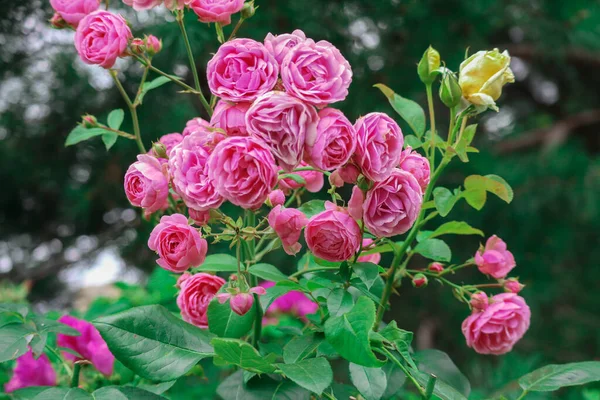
[304,202,362,262]
[208,137,278,209]
[211,100,251,136]
[4,350,56,392]
[462,293,530,355]
[398,147,431,191]
[207,39,278,102]
[260,281,318,323]
[124,154,169,214]
[75,11,132,69]
[264,30,307,65]
[305,108,356,171]
[354,112,404,182]
[246,91,318,171]
[281,38,352,107]
[177,273,226,328]
[169,133,224,211]
[361,169,423,237]
[357,238,381,264]
[278,161,324,194]
[188,0,244,25]
[58,315,115,376]
[148,214,208,272]
[475,235,516,279]
[122,0,162,10]
[50,0,100,26]
[268,205,308,255]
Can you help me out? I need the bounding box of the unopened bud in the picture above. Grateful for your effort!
[266,189,285,207]
[337,164,360,184]
[152,142,168,159]
[241,1,256,20]
[50,13,69,29]
[329,171,344,188]
[130,38,145,55]
[145,35,162,56]
[81,115,98,128]
[428,262,444,273]
[439,71,462,108]
[503,278,524,293]
[470,292,489,311]
[417,46,441,85]
[412,273,428,288]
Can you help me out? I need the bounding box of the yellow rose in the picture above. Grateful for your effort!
[458,49,515,111]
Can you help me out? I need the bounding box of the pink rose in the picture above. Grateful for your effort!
[148,214,208,273]
[154,133,183,157]
[75,11,132,69]
[362,169,423,237]
[281,38,352,107]
[305,108,357,171]
[398,147,431,191]
[182,117,211,137]
[207,39,278,102]
[189,209,211,226]
[268,205,308,255]
[246,91,319,171]
[211,100,251,137]
[279,161,324,194]
[124,154,169,215]
[4,350,56,392]
[504,278,525,293]
[354,112,404,182]
[304,202,362,262]
[50,0,100,26]
[264,29,307,65]
[260,281,318,323]
[208,137,278,209]
[169,133,224,211]
[58,315,115,376]
[122,0,162,10]
[177,273,226,328]
[462,293,530,355]
[216,286,266,316]
[267,189,286,207]
[357,238,381,264]
[145,34,162,55]
[188,0,244,25]
[474,235,516,279]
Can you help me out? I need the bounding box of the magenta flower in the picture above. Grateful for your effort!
[398,147,431,191]
[264,30,307,66]
[50,0,99,26]
[58,315,115,376]
[260,281,318,323]
[475,235,516,279]
[4,350,56,392]
[211,100,251,137]
[124,154,169,215]
[268,205,308,255]
[305,108,357,171]
[75,11,132,69]
[188,0,244,26]
[177,273,226,328]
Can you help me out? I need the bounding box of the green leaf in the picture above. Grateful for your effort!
[65,126,109,147]
[349,363,387,400]
[433,187,459,217]
[138,76,174,104]
[518,362,600,392]
[107,109,125,130]
[248,263,288,282]
[94,305,214,381]
[0,303,28,317]
[260,281,302,312]
[413,238,452,262]
[212,338,276,373]
[134,380,176,395]
[217,371,310,400]
[463,174,513,208]
[413,371,468,400]
[485,174,514,203]
[297,200,326,219]
[194,253,239,272]
[276,357,333,395]
[428,221,484,239]
[404,135,423,149]
[12,387,92,400]
[93,386,167,400]
[326,288,353,317]
[374,84,426,137]
[0,323,34,363]
[102,133,118,150]
[462,188,487,210]
[207,297,255,339]
[379,321,416,370]
[283,334,323,364]
[353,262,380,291]
[324,297,384,368]
[453,124,477,162]
[31,317,80,336]
[415,349,471,397]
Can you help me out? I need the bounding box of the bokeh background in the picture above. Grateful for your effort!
[1,0,600,398]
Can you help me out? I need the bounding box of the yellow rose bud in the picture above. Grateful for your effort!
[458,49,515,111]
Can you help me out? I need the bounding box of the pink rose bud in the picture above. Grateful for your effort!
[504,278,525,293]
[469,292,489,311]
[329,171,344,188]
[462,293,530,355]
[264,30,306,66]
[188,0,245,26]
[278,161,325,194]
[124,154,169,215]
[210,100,251,137]
[164,0,187,10]
[281,37,352,107]
[169,133,224,212]
[230,293,254,316]
[58,316,115,376]
[49,12,69,29]
[207,38,278,102]
[305,202,362,262]
[337,164,361,184]
[357,238,381,264]
[123,0,163,11]
[428,262,444,273]
[305,108,357,171]
[363,169,423,237]
[145,35,162,56]
[348,186,364,221]
[82,114,98,128]
[261,281,318,322]
[398,147,431,191]
[189,209,211,226]
[4,350,56,393]
[268,205,308,255]
[148,214,208,273]
[267,190,286,207]
[246,91,318,171]
[130,38,145,55]
[176,272,192,289]
[50,0,100,27]
[208,137,279,209]
[354,112,404,182]
[412,273,428,288]
[475,235,516,279]
[177,273,226,328]
[75,11,133,69]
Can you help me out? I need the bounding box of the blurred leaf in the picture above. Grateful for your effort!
[404,135,423,149]
[415,349,471,397]
[207,297,255,339]
[12,387,91,400]
[64,126,108,147]
[217,370,310,400]
[276,357,333,395]
[93,386,167,399]
[518,362,600,392]
[248,263,288,282]
[349,362,387,400]
[413,370,467,400]
[0,323,34,363]
[413,238,452,262]
[374,84,426,137]
[212,338,276,373]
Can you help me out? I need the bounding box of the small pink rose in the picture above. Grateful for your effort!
[177,273,225,328]
[211,100,251,137]
[474,235,516,279]
[305,108,357,171]
[188,0,245,25]
[398,147,431,191]
[124,154,169,215]
[122,0,162,10]
[264,30,307,65]
[50,0,100,27]
[268,205,308,255]
[75,11,132,69]
[267,189,286,207]
[504,278,525,293]
[470,292,489,311]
